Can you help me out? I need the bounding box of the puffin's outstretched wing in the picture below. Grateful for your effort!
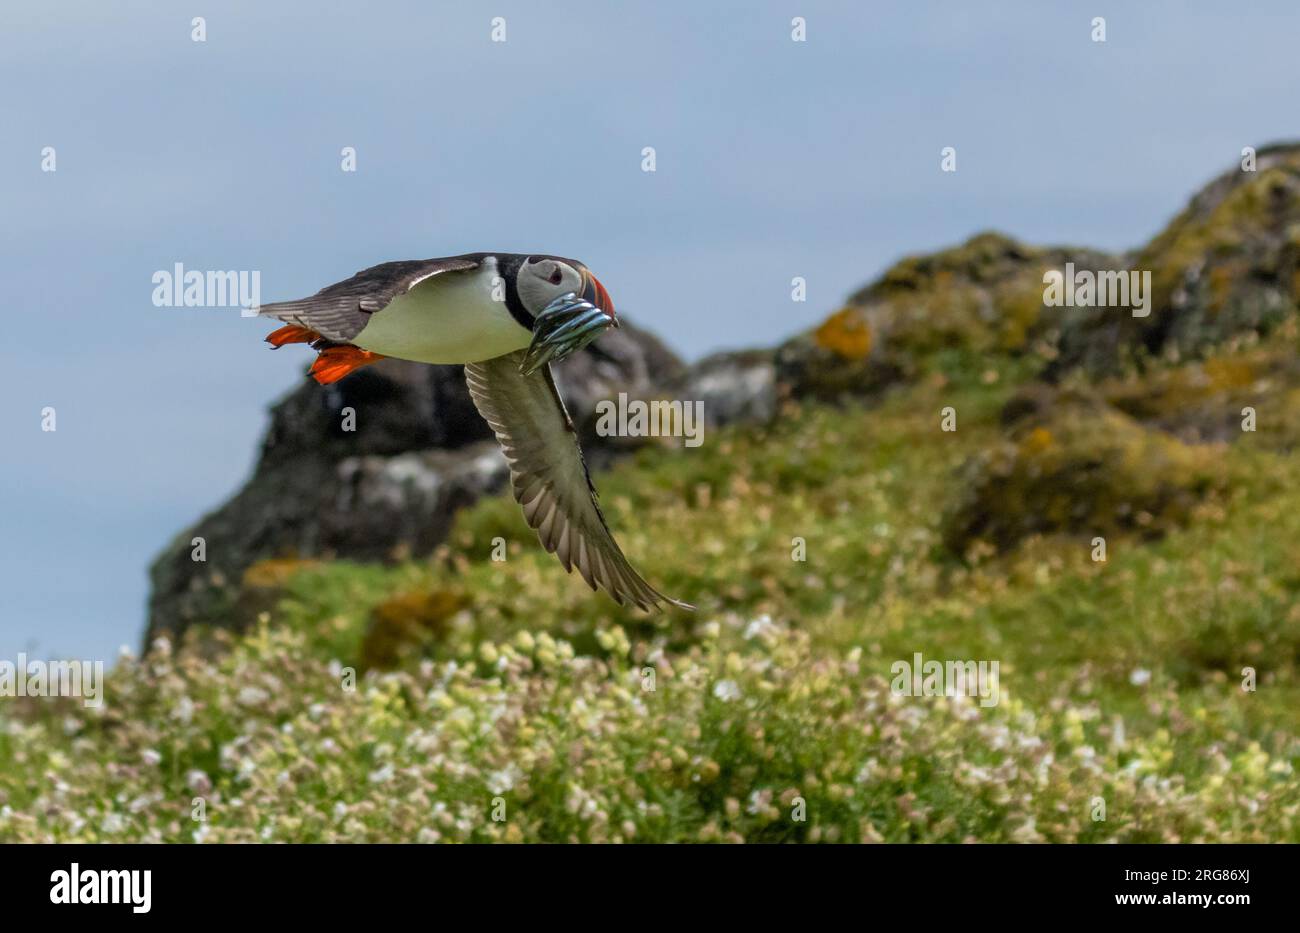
[465,350,693,612]
[258,255,483,342]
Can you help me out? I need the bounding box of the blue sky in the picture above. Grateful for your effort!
[3,1,1298,662]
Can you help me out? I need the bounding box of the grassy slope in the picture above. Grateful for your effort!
[1,349,1297,842]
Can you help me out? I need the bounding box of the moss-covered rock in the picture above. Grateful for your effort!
[783,144,1300,398]
[778,232,1117,401]
[943,395,1226,555]
[360,588,467,669]
[1101,350,1293,447]
[1053,142,1300,375]
[847,232,1068,355]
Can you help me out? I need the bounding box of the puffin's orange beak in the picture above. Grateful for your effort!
[582,270,618,327]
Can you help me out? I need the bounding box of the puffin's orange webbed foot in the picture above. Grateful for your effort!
[309,346,385,384]
[265,325,321,348]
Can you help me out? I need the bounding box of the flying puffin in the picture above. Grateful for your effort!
[257,252,692,612]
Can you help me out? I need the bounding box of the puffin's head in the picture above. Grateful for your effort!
[517,255,617,325]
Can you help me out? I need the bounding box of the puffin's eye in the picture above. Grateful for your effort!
[548,267,563,285]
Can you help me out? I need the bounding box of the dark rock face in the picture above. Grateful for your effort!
[257,360,492,468]
[144,320,692,646]
[673,348,778,429]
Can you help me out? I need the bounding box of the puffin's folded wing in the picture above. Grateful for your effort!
[465,351,692,612]
[258,256,482,342]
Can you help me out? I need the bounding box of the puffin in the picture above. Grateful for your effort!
[257,252,692,613]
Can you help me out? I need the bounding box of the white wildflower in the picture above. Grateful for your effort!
[186,770,212,795]
[744,615,779,640]
[486,764,523,795]
[712,680,741,702]
[237,686,270,706]
[174,696,195,724]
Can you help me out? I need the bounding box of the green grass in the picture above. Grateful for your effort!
[1,348,1297,842]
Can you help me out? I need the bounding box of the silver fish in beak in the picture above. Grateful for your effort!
[520,291,617,376]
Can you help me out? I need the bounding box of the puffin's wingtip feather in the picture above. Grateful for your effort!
[465,351,692,613]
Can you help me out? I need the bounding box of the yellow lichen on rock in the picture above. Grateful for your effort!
[813,307,872,360]
[241,557,321,590]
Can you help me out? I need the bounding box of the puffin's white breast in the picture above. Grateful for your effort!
[352,260,531,364]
